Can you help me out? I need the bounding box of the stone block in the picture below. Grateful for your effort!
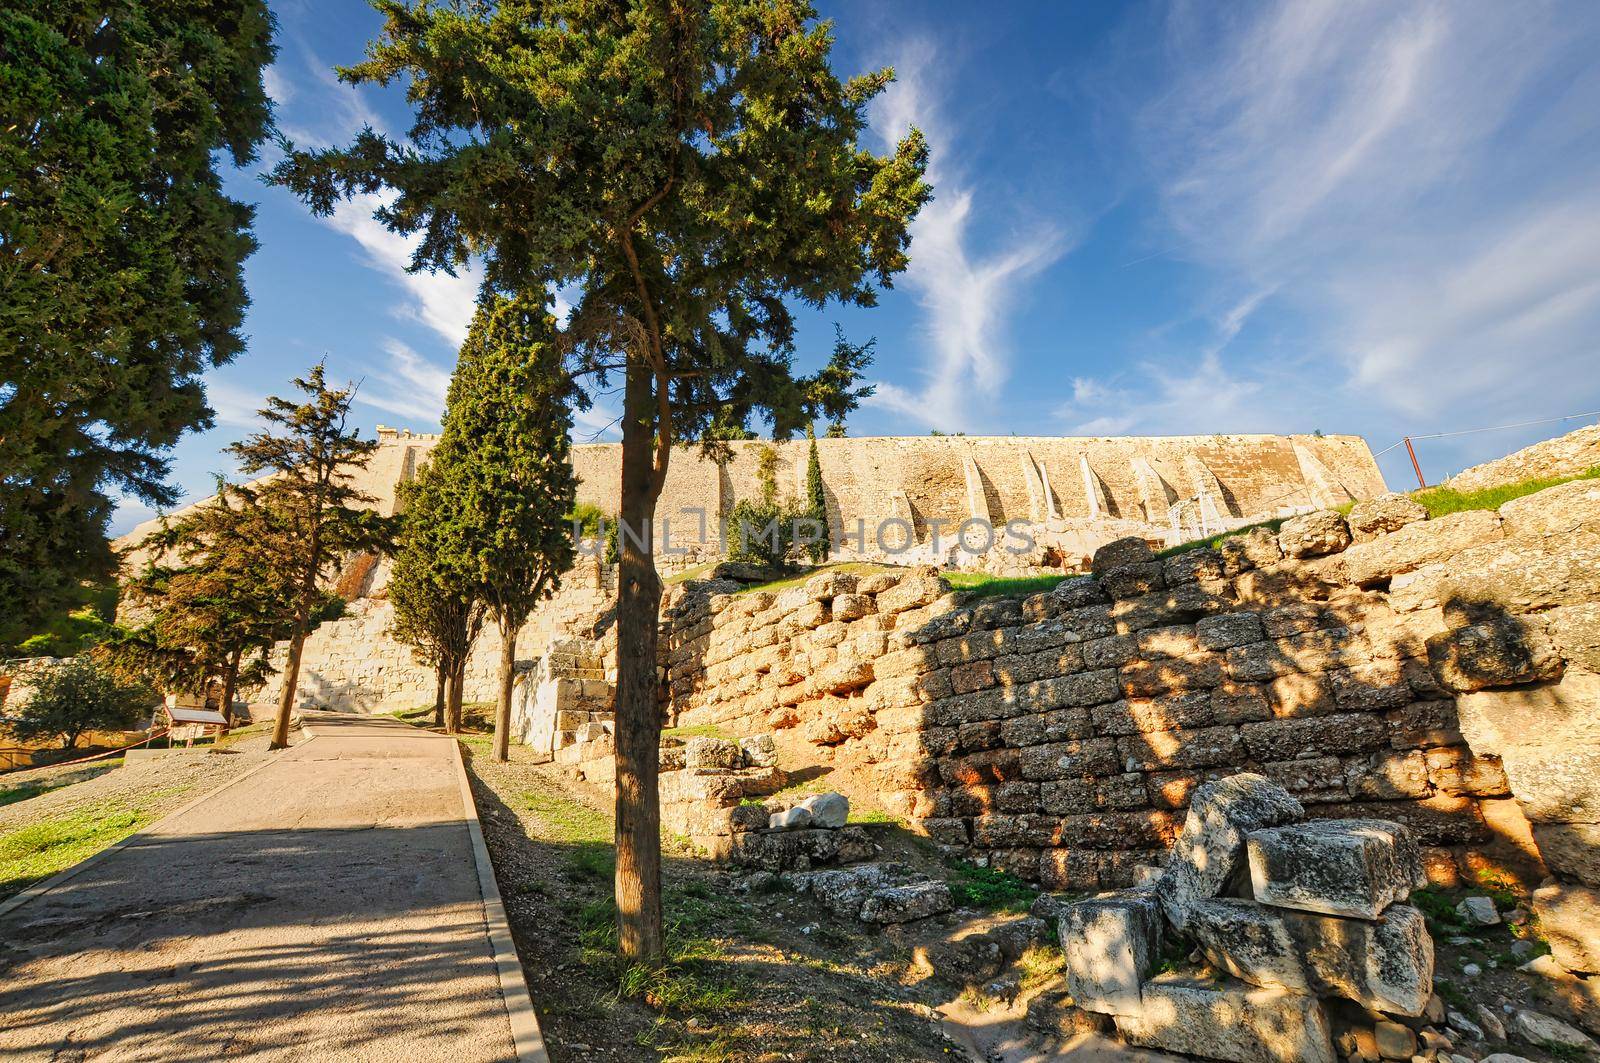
[1532,882,1600,974]
[798,791,848,828]
[1440,538,1600,613]
[1240,712,1387,760]
[1017,737,1120,780]
[1164,547,1225,586]
[1119,725,1244,771]
[1266,672,1337,718]
[1279,511,1352,558]
[1112,975,1336,1063]
[1533,821,1600,887]
[1060,889,1164,1016]
[1051,575,1108,608]
[683,735,742,769]
[1246,818,1424,919]
[1426,617,1562,693]
[738,734,777,768]
[1024,988,1116,1039]
[1219,526,1284,574]
[1082,633,1138,669]
[1156,773,1303,929]
[1344,750,1431,800]
[1211,682,1272,724]
[1092,692,1212,736]
[1456,670,1600,823]
[1039,847,1101,891]
[1546,602,1600,672]
[1119,653,1225,698]
[859,880,953,923]
[1423,745,1509,796]
[1197,612,1266,650]
[1341,509,1503,587]
[1092,536,1155,574]
[1187,898,1433,1015]
[1102,562,1166,600]
[1347,493,1428,542]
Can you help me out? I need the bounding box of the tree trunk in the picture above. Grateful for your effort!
[270,618,307,750]
[614,360,665,963]
[493,616,516,762]
[433,663,447,728]
[220,647,243,735]
[446,655,466,734]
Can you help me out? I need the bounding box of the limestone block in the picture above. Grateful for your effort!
[1347,493,1428,542]
[1341,510,1503,587]
[1197,612,1266,650]
[1239,713,1387,760]
[1533,822,1600,887]
[1024,988,1115,1039]
[1091,536,1154,575]
[1102,562,1166,600]
[1060,890,1164,1016]
[875,576,945,615]
[1497,477,1600,539]
[1164,547,1225,587]
[1211,682,1272,724]
[1423,745,1509,796]
[1426,617,1562,693]
[1187,898,1434,1016]
[813,657,874,695]
[805,570,857,601]
[1246,819,1424,919]
[1439,538,1600,613]
[1119,653,1224,698]
[1278,511,1352,559]
[1091,692,1212,736]
[798,791,849,829]
[1017,737,1119,780]
[1456,670,1600,823]
[1219,527,1284,575]
[738,734,777,768]
[1156,773,1303,929]
[1259,756,1346,802]
[1118,724,1244,772]
[858,880,953,923]
[1051,575,1108,608]
[1082,634,1138,669]
[1545,602,1600,673]
[1112,975,1336,1063]
[1328,662,1414,712]
[1510,1009,1599,1054]
[1532,882,1600,974]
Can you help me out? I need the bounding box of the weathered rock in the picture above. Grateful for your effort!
[1246,819,1424,920]
[1476,1003,1508,1041]
[1024,987,1115,1039]
[1347,494,1428,542]
[1278,511,1352,559]
[1546,602,1600,672]
[1497,477,1600,540]
[798,791,849,829]
[1426,616,1562,693]
[1092,537,1155,575]
[1455,895,1501,926]
[1439,537,1600,613]
[769,805,813,831]
[684,735,743,769]
[1456,670,1600,825]
[1156,773,1304,929]
[787,863,892,916]
[1060,889,1165,1016]
[1218,527,1284,575]
[1532,882,1600,974]
[738,734,777,768]
[1112,975,1336,1063]
[1102,562,1166,600]
[1341,510,1503,586]
[1051,575,1108,608]
[858,880,953,923]
[1374,1019,1418,1059]
[729,803,769,832]
[1533,821,1600,888]
[1510,1009,1599,1053]
[832,825,876,863]
[1164,547,1225,587]
[1197,612,1266,650]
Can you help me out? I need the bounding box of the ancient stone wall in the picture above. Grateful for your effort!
[250,556,616,714]
[659,481,1600,895]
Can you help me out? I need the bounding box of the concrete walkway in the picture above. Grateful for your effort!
[0,714,523,1062]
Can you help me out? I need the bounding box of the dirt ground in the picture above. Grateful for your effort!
[459,733,1078,1063]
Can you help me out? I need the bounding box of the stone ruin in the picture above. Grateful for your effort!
[1047,772,1434,1062]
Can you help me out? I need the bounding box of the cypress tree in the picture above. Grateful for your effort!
[805,427,829,563]
[272,0,927,961]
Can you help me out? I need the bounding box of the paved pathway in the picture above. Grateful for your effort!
[0,714,521,1062]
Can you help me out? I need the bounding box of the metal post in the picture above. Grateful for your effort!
[1404,436,1426,489]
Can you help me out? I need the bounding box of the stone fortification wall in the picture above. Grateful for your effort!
[1444,422,1600,492]
[659,480,1600,898]
[250,556,616,714]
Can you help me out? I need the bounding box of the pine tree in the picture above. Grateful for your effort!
[805,427,830,563]
[272,0,927,961]
[0,3,276,639]
[388,462,486,732]
[436,296,577,762]
[229,365,394,749]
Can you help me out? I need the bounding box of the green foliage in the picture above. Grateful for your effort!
[389,459,487,687]
[0,2,277,640]
[945,572,1068,600]
[568,503,609,540]
[1,657,153,750]
[10,582,119,658]
[804,429,829,563]
[946,861,1037,912]
[1411,465,1600,518]
[1155,517,1291,560]
[726,498,806,569]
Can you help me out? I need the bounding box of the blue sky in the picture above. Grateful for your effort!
[118,0,1600,532]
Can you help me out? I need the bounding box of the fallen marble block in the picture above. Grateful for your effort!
[1112,974,1336,1063]
[1061,889,1165,1016]
[1246,818,1424,919]
[858,880,953,924]
[798,790,849,828]
[1188,898,1434,1016]
[1156,772,1304,929]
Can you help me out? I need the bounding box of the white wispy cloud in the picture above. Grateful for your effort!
[1064,0,1600,450]
[864,39,1073,431]
[205,378,267,432]
[355,339,453,425]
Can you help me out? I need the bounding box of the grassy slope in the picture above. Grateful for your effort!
[0,786,188,899]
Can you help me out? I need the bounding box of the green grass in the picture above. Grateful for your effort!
[0,759,125,808]
[1155,516,1290,560]
[732,561,897,596]
[1409,464,1600,518]
[946,861,1037,913]
[944,572,1068,599]
[663,562,720,585]
[661,724,731,742]
[0,792,185,898]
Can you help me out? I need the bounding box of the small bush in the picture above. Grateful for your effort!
[726,498,817,569]
[947,861,1036,912]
